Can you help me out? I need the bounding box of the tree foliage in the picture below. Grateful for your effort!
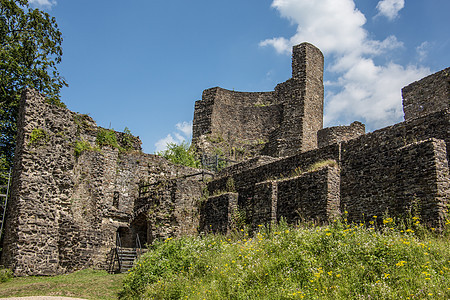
[0,0,66,181]
[157,142,200,168]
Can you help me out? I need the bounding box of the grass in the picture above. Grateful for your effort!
[0,269,125,300]
[119,216,450,299]
[1,216,449,299]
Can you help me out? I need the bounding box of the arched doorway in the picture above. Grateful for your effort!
[117,212,151,248]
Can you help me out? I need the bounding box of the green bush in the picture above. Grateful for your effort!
[29,128,49,146]
[96,128,120,149]
[73,140,94,157]
[157,142,200,168]
[122,127,134,151]
[0,268,13,283]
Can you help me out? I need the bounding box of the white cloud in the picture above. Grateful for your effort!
[29,0,57,8]
[154,121,192,152]
[376,0,405,20]
[416,42,430,62]
[261,0,429,131]
[176,121,192,138]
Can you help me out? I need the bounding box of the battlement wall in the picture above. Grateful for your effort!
[318,121,365,148]
[402,67,450,121]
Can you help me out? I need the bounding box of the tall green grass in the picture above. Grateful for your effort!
[120,216,450,299]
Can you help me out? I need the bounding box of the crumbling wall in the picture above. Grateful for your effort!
[193,87,282,160]
[318,121,365,148]
[402,67,450,121]
[193,42,324,160]
[199,193,238,234]
[1,89,204,275]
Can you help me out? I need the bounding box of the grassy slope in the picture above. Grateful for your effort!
[1,217,449,300]
[120,218,450,299]
[0,269,125,300]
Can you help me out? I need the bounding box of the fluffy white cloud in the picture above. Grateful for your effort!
[376,0,405,20]
[176,121,192,138]
[29,0,57,8]
[261,0,367,55]
[154,121,192,152]
[261,0,429,131]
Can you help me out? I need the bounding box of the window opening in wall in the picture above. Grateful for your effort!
[113,191,119,209]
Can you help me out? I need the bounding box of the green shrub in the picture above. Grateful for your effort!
[0,268,13,283]
[122,127,134,151]
[157,142,200,168]
[29,128,49,146]
[73,140,93,157]
[96,128,120,149]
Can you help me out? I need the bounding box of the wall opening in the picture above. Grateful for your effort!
[113,191,119,209]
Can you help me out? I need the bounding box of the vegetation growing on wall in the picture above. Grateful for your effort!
[121,127,134,151]
[96,128,120,149]
[157,142,200,168]
[28,128,49,146]
[73,140,95,157]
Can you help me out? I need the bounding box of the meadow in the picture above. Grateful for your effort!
[1,214,449,299]
[119,215,450,299]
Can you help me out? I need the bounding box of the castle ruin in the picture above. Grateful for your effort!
[0,43,449,276]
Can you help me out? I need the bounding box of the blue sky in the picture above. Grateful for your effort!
[30,0,449,153]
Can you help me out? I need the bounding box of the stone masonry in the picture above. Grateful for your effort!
[192,42,324,160]
[1,43,449,276]
[0,89,204,275]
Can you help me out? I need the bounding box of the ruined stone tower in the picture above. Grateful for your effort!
[265,42,324,156]
[192,42,324,160]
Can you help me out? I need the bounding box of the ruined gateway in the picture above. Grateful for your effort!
[1,43,449,276]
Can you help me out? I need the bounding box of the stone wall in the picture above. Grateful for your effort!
[192,87,282,160]
[317,121,365,148]
[1,89,205,275]
[199,193,238,234]
[277,165,340,224]
[341,138,449,226]
[202,105,450,232]
[402,67,450,121]
[192,42,324,160]
[250,165,340,228]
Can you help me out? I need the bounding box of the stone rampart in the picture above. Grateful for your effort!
[318,121,365,148]
[402,67,449,121]
[199,193,238,234]
[202,106,450,232]
[1,89,204,275]
[251,165,340,228]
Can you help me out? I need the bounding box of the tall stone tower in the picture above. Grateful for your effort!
[264,42,324,157]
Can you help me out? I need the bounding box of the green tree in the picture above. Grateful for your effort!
[0,0,67,182]
[157,141,200,168]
